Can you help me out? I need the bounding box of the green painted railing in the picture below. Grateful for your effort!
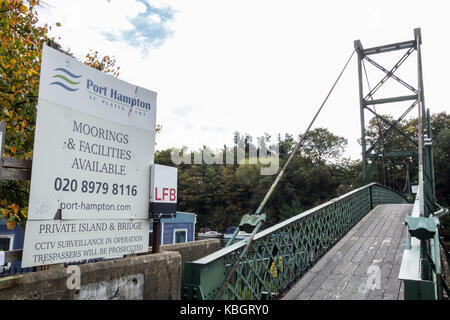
[399,191,448,300]
[182,183,408,300]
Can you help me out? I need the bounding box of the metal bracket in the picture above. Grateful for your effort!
[239,213,267,227]
[405,216,438,240]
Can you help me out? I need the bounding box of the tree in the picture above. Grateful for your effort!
[84,50,120,78]
[363,112,449,205]
[0,0,122,229]
[433,126,450,207]
[363,114,417,191]
[153,128,374,233]
[302,127,347,165]
[0,0,49,229]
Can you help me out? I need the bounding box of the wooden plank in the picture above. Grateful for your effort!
[322,205,405,300]
[350,205,409,299]
[350,206,381,236]
[285,205,388,300]
[0,121,33,181]
[338,236,379,299]
[332,206,386,275]
[1,157,32,169]
[367,207,407,300]
[382,205,410,300]
[368,231,401,298]
[306,260,339,291]
[308,288,332,300]
[383,224,408,299]
[285,204,413,300]
[292,288,316,300]
[0,275,23,290]
[282,206,384,300]
[282,271,319,299]
[353,206,396,276]
[0,167,31,181]
[283,206,383,299]
[326,261,360,299]
[320,206,390,299]
[353,226,396,299]
[323,251,373,299]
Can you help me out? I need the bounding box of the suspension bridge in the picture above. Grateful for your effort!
[182,28,449,300]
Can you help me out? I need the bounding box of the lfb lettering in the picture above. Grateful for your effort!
[154,187,176,202]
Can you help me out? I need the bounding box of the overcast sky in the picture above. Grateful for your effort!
[37,0,449,160]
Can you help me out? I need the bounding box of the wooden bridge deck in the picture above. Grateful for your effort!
[282,204,413,300]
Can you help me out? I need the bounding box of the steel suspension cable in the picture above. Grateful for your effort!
[215,48,356,299]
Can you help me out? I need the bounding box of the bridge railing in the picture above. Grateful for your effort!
[399,190,447,300]
[183,183,408,300]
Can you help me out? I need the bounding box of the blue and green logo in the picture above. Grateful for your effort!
[49,68,81,92]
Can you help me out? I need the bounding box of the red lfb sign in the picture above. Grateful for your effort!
[154,187,176,202]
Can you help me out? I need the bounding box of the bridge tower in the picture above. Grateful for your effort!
[354,28,436,216]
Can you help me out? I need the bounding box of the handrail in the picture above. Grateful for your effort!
[183,183,408,300]
[195,183,407,265]
[399,189,445,300]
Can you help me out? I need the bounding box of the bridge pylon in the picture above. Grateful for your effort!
[354,28,436,216]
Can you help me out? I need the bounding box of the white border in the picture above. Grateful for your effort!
[0,235,14,269]
[172,228,188,244]
[0,235,14,251]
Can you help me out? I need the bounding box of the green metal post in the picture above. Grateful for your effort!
[415,28,433,216]
[426,109,436,197]
[354,40,367,184]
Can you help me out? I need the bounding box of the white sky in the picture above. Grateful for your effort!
[37,0,449,160]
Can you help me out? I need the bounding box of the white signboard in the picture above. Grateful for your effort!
[22,45,156,267]
[411,185,418,194]
[27,45,156,221]
[22,219,149,267]
[149,164,177,218]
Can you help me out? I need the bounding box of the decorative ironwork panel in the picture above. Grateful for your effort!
[183,183,408,300]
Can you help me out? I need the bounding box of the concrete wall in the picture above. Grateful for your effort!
[159,238,221,278]
[0,239,220,300]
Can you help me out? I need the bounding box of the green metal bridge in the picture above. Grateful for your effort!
[184,184,447,300]
[182,29,449,300]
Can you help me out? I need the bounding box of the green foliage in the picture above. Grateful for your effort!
[363,112,449,207]
[155,112,449,235]
[433,127,450,206]
[440,215,450,242]
[155,127,356,233]
[364,114,416,190]
[302,127,347,165]
[0,0,49,229]
[0,1,122,229]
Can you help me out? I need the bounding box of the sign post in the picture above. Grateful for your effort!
[22,45,157,267]
[151,219,161,254]
[149,164,177,253]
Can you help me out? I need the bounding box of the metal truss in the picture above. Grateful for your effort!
[354,28,436,215]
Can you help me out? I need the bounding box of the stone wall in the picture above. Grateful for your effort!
[0,239,220,300]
